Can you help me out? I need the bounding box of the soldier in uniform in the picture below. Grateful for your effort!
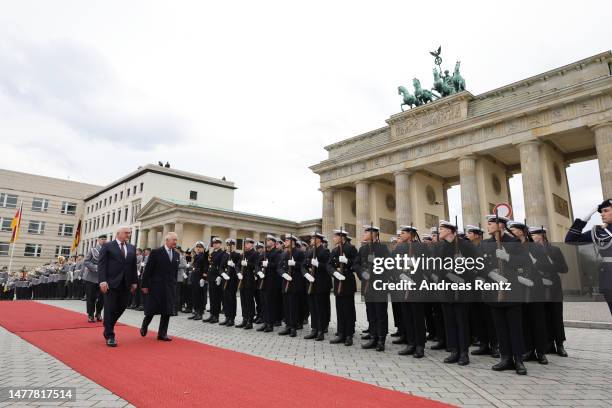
[83,234,107,322]
[277,234,305,337]
[301,232,331,341]
[256,235,282,332]
[355,225,390,352]
[531,226,569,357]
[219,238,240,327]
[203,237,224,324]
[389,235,405,344]
[274,238,285,325]
[236,238,259,329]
[175,248,188,316]
[254,241,265,324]
[565,199,612,315]
[189,242,208,321]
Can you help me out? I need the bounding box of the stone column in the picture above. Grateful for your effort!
[229,228,238,239]
[321,187,335,238]
[459,155,481,227]
[592,122,612,198]
[147,227,158,249]
[355,180,371,232]
[174,222,184,246]
[202,225,212,246]
[518,141,548,227]
[139,228,149,249]
[394,171,412,227]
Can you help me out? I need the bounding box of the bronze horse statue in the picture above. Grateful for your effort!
[398,85,417,111]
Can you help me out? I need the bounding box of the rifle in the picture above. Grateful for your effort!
[258,240,268,290]
[238,237,246,290]
[337,226,344,295]
[308,237,316,295]
[363,221,373,295]
[495,209,507,302]
[223,243,232,291]
[454,215,459,256]
[283,239,292,294]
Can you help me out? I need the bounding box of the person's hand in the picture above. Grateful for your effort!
[304,272,315,282]
[339,255,348,264]
[495,248,510,262]
[237,272,243,280]
[257,271,265,279]
[221,272,230,280]
[99,282,109,294]
[333,271,346,281]
[141,287,149,294]
[288,259,296,267]
[262,260,268,267]
[311,258,319,267]
[241,260,248,266]
[579,206,598,222]
[131,284,137,293]
[227,260,235,267]
[282,273,293,281]
[199,279,205,287]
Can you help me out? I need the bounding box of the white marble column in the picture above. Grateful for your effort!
[394,170,412,227]
[174,222,184,246]
[321,187,335,238]
[139,228,149,249]
[355,180,371,231]
[592,122,612,198]
[229,228,238,240]
[202,225,212,246]
[459,155,481,227]
[147,227,158,249]
[518,141,548,227]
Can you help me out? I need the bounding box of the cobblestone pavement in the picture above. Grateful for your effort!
[26,298,612,408]
[0,326,132,407]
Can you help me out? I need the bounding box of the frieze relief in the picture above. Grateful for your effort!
[391,101,464,140]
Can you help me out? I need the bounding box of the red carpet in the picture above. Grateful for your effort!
[0,301,109,332]
[0,301,453,408]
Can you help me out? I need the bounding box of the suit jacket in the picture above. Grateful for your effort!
[141,246,179,315]
[98,240,138,290]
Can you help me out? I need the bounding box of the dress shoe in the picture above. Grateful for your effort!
[344,336,353,346]
[471,345,491,356]
[491,345,500,358]
[523,351,537,362]
[140,325,148,337]
[278,327,291,336]
[537,353,548,365]
[87,316,95,323]
[330,336,346,344]
[361,338,377,349]
[391,335,406,345]
[236,320,247,328]
[244,321,253,330]
[398,345,416,356]
[106,338,117,347]
[209,316,219,324]
[458,352,470,366]
[226,319,235,327]
[426,333,435,341]
[202,316,212,323]
[193,314,202,321]
[375,337,386,352]
[515,360,527,375]
[255,317,263,324]
[263,325,273,333]
[289,329,297,337]
[413,346,425,358]
[95,315,102,322]
[430,341,446,350]
[390,330,401,337]
[157,336,172,341]
[315,332,324,341]
[556,342,568,357]
[361,333,372,341]
[492,356,514,371]
[188,314,197,320]
[304,331,317,340]
[443,351,459,364]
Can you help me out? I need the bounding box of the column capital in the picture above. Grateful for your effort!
[354,179,371,187]
[516,139,542,148]
[393,169,413,177]
[320,186,336,193]
[458,154,478,162]
[590,122,612,132]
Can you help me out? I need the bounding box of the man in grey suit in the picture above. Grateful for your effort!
[84,234,107,322]
[98,227,138,347]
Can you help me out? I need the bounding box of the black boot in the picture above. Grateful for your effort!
[315,332,324,341]
[458,351,470,366]
[278,326,291,336]
[413,346,425,358]
[492,355,514,371]
[361,337,377,349]
[537,352,548,365]
[443,350,459,364]
[398,345,416,356]
[226,318,235,327]
[330,335,345,344]
[263,324,273,332]
[515,358,527,375]
[193,314,202,321]
[244,320,253,330]
[376,336,386,352]
[556,342,568,357]
[523,351,537,362]
[236,319,246,328]
[209,316,219,324]
[289,328,297,337]
[471,345,491,355]
[430,341,446,350]
[391,335,406,345]
[304,330,317,340]
[344,336,353,346]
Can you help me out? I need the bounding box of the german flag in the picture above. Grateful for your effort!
[9,202,23,243]
[71,219,82,252]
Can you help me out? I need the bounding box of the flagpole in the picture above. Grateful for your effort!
[8,199,23,301]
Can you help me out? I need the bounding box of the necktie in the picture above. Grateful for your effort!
[168,249,172,262]
[121,242,126,258]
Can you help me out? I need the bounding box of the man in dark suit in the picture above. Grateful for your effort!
[140,232,179,341]
[98,226,138,347]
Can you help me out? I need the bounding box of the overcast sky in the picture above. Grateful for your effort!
[0,1,610,227]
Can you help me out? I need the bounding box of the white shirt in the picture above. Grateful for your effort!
[164,245,173,262]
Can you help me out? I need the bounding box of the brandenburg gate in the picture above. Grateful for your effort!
[311,51,612,242]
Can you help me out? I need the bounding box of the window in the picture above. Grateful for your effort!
[112,212,116,225]
[189,190,198,200]
[31,197,49,212]
[0,218,12,232]
[124,207,128,222]
[133,185,137,194]
[117,209,121,222]
[55,245,71,257]
[104,198,107,207]
[61,201,77,215]
[120,191,123,200]
[28,221,45,234]
[127,188,130,197]
[140,183,144,192]
[0,242,9,257]
[24,243,42,257]
[114,193,117,202]
[0,193,18,208]
[58,223,74,237]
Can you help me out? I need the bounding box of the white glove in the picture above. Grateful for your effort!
[304,273,315,282]
[579,206,598,222]
[199,279,205,287]
[333,271,346,281]
[311,258,319,267]
[77,276,81,280]
[542,278,553,286]
[237,272,243,280]
[140,262,145,267]
[495,248,510,262]
[262,260,269,267]
[338,255,348,264]
[215,276,222,286]
[399,273,410,282]
[227,260,235,267]
[517,276,534,287]
[282,273,293,281]
[257,271,265,279]
[182,272,188,279]
[488,270,508,283]
[362,271,370,280]
[241,260,248,266]
[221,272,230,280]
[187,262,191,268]
[288,259,296,266]
[529,253,537,265]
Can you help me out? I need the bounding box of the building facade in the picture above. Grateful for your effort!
[311,51,612,243]
[0,169,100,270]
